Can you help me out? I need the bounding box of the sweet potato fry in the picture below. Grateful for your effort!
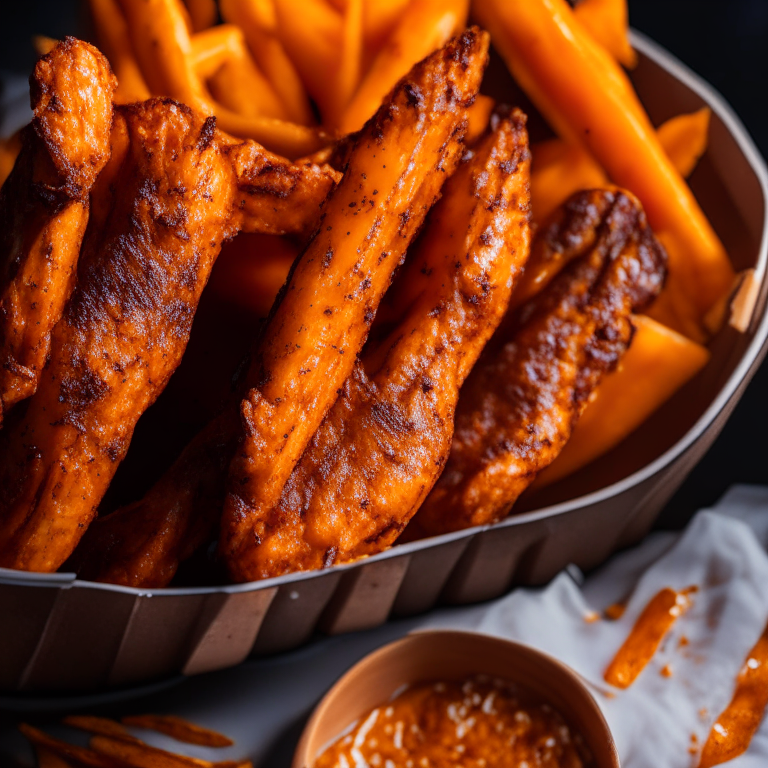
[411,189,667,535]
[117,0,325,157]
[218,0,314,125]
[272,0,343,123]
[0,39,115,427]
[18,725,117,768]
[221,29,489,583]
[233,110,531,578]
[200,27,291,120]
[535,314,709,485]
[340,0,469,133]
[90,735,213,768]
[89,0,150,103]
[63,716,136,741]
[656,107,711,179]
[475,0,734,334]
[573,0,636,68]
[121,715,233,748]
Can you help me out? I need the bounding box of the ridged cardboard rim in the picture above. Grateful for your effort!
[1,31,766,598]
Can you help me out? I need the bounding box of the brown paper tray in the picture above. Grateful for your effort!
[1,31,767,695]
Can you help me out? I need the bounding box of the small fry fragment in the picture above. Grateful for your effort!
[18,724,116,768]
[88,0,150,103]
[221,29,490,583]
[656,107,711,179]
[573,0,636,68]
[535,314,710,485]
[475,0,734,332]
[412,189,667,535]
[339,0,469,133]
[121,715,233,748]
[218,0,314,125]
[64,715,136,741]
[90,735,214,768]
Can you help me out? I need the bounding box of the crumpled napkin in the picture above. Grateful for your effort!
[422,485,768,768]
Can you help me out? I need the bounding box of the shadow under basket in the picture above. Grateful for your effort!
[1,30,767,695]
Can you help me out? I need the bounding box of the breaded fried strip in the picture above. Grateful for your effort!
[235,111,532,579]
[412,189,667,536]
[0,39,115,427]
[221,29,490,583]
[0,97,337,573]
[73,29,489,587]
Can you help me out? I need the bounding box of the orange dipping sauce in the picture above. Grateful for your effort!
[604,586,696,688]
[698,621,768,768]
[314,676,588,768]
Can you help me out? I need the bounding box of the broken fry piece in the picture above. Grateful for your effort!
[475,0,734,336]
[121,715,234,748]
[573,0,636,68]
[656,107,711,179]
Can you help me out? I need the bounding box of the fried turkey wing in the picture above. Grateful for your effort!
[0,96,338,573]
[72,29,490,587]
[411,189,668,536]
[234,112,532,580]
[0,38,115,426]
[220,29,491,583]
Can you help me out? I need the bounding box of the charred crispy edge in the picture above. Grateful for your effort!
[29,36,117,200]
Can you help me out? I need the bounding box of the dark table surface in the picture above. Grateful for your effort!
[1,0,767,528]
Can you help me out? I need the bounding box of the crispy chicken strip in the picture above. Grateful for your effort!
[0,39,115,427]
[73,29,490,587]
[411,189,668,536]
[234,111,532,579]
[0,96,338,573]
[221,28,490,583]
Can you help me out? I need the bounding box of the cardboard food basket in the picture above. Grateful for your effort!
[1,32,767,695]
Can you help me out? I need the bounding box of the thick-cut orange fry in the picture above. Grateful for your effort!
[121,715,233,748]
[535,314,710,485]
[530,139,609,224]
[89,0,150,103]
[117,0,327,157]
[273,0,345,124]
[221,29,489,583]
[90,735,213,768]
[331,0,363,128]
[475,0,734,331]
[340,0,469,133]
[64,716,136,741]
[219,0,314,125]
[184,0,217,32]
[197,27,291,120]
[18,725,117,768]
[657,107,711,179]
[573,0,636,68]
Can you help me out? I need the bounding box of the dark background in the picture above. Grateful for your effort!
[1,1,767,527]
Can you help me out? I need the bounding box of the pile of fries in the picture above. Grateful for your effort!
[40,0,738,485]
[19,714,250,768]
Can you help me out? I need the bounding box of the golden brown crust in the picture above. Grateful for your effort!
[236,111,532,579]
[0,96,337,573]
[0,38,116,426]
[411,189,667,536]
[220,28,491,583]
